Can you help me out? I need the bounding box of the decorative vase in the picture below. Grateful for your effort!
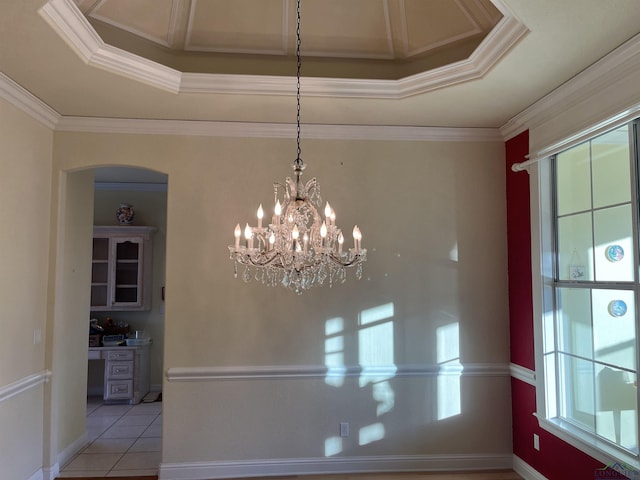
[116,203,135,225]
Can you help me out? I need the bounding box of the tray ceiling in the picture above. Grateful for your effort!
[4,0,640,131]
[73,0,503,79]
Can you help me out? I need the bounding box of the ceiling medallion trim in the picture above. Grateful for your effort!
[39,0,527,100]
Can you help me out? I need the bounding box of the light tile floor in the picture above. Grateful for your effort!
[58,397,162,478]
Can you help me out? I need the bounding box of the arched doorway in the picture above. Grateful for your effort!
[52,166,168,478]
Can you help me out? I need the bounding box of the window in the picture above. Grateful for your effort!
[541,121,640,465]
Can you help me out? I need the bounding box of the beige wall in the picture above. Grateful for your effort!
[52,131,511,466]
[45,168,94,464]
[0,98,52,479]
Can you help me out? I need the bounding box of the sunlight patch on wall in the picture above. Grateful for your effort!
[324,436,343,456]
[437,322,459,363]
[436,322,462,420]
[325,317,345,387]
[359,302,396,434]
[323,303,397,451]
[360,302,394,326]
[372,380,394,416]
[359,303,396,388]
[359,422,385,446]
[449,242,459,262]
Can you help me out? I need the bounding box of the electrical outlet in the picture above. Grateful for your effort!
[533,433,540,451]
[340,422,349,438]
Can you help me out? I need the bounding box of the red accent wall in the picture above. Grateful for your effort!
[505,131,629,479]
[505,130,534,370]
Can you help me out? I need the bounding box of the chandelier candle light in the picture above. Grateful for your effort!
[228,0,366,294]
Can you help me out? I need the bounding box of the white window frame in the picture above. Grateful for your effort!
[528,121,640,471]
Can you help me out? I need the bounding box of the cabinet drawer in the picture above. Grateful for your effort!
[106,380,133,399]
[107,361,133,379]
[106,350,134,361]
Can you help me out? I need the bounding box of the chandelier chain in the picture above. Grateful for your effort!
[295,0,302,166]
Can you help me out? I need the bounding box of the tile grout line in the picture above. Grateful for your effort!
[108,409,162,476]
[60,399,162,477]
[86,402,131,477]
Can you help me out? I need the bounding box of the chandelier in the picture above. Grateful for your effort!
[228,0,366,294]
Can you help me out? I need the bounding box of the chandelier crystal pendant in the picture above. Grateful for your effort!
[228,0,366,295]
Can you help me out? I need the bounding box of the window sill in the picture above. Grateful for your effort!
[536,415,639,474]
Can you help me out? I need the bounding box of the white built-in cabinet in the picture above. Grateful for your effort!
[91,226,156,311]
[88,345,151,404]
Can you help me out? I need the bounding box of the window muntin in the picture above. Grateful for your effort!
[550,123,639,457]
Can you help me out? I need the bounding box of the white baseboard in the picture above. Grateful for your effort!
[42,463,59,480]
[27,468,44,480]
[57,432,88,471]
[159,453,513,480]
[513,455,548,480]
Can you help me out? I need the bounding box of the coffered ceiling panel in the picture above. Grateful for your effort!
[187,0,287,54]
[72,0,502,70]
[299,0,392,58]
[403,0,481,57]
[79,0,175,47]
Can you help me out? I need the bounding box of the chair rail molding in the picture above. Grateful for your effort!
[509,363,536,386]
[0,370,52,404]
[166,363,511,382]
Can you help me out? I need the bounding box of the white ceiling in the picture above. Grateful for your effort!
[2,0,640,131]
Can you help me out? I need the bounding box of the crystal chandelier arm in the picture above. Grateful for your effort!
[324,251,367,268]
[230,250,292,269]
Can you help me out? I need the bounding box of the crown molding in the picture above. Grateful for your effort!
[396,14,528,99]
[39,0,527,99]
[500,32,640,140]
[39,0,182,94]
[0,73,60,128]
[0,71,502,141]
[1,72,501,141]
[56,116,503,142]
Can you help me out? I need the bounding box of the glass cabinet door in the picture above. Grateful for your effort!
[91,237,109,308]
[90,227,154,311]
[112,238,143,307]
